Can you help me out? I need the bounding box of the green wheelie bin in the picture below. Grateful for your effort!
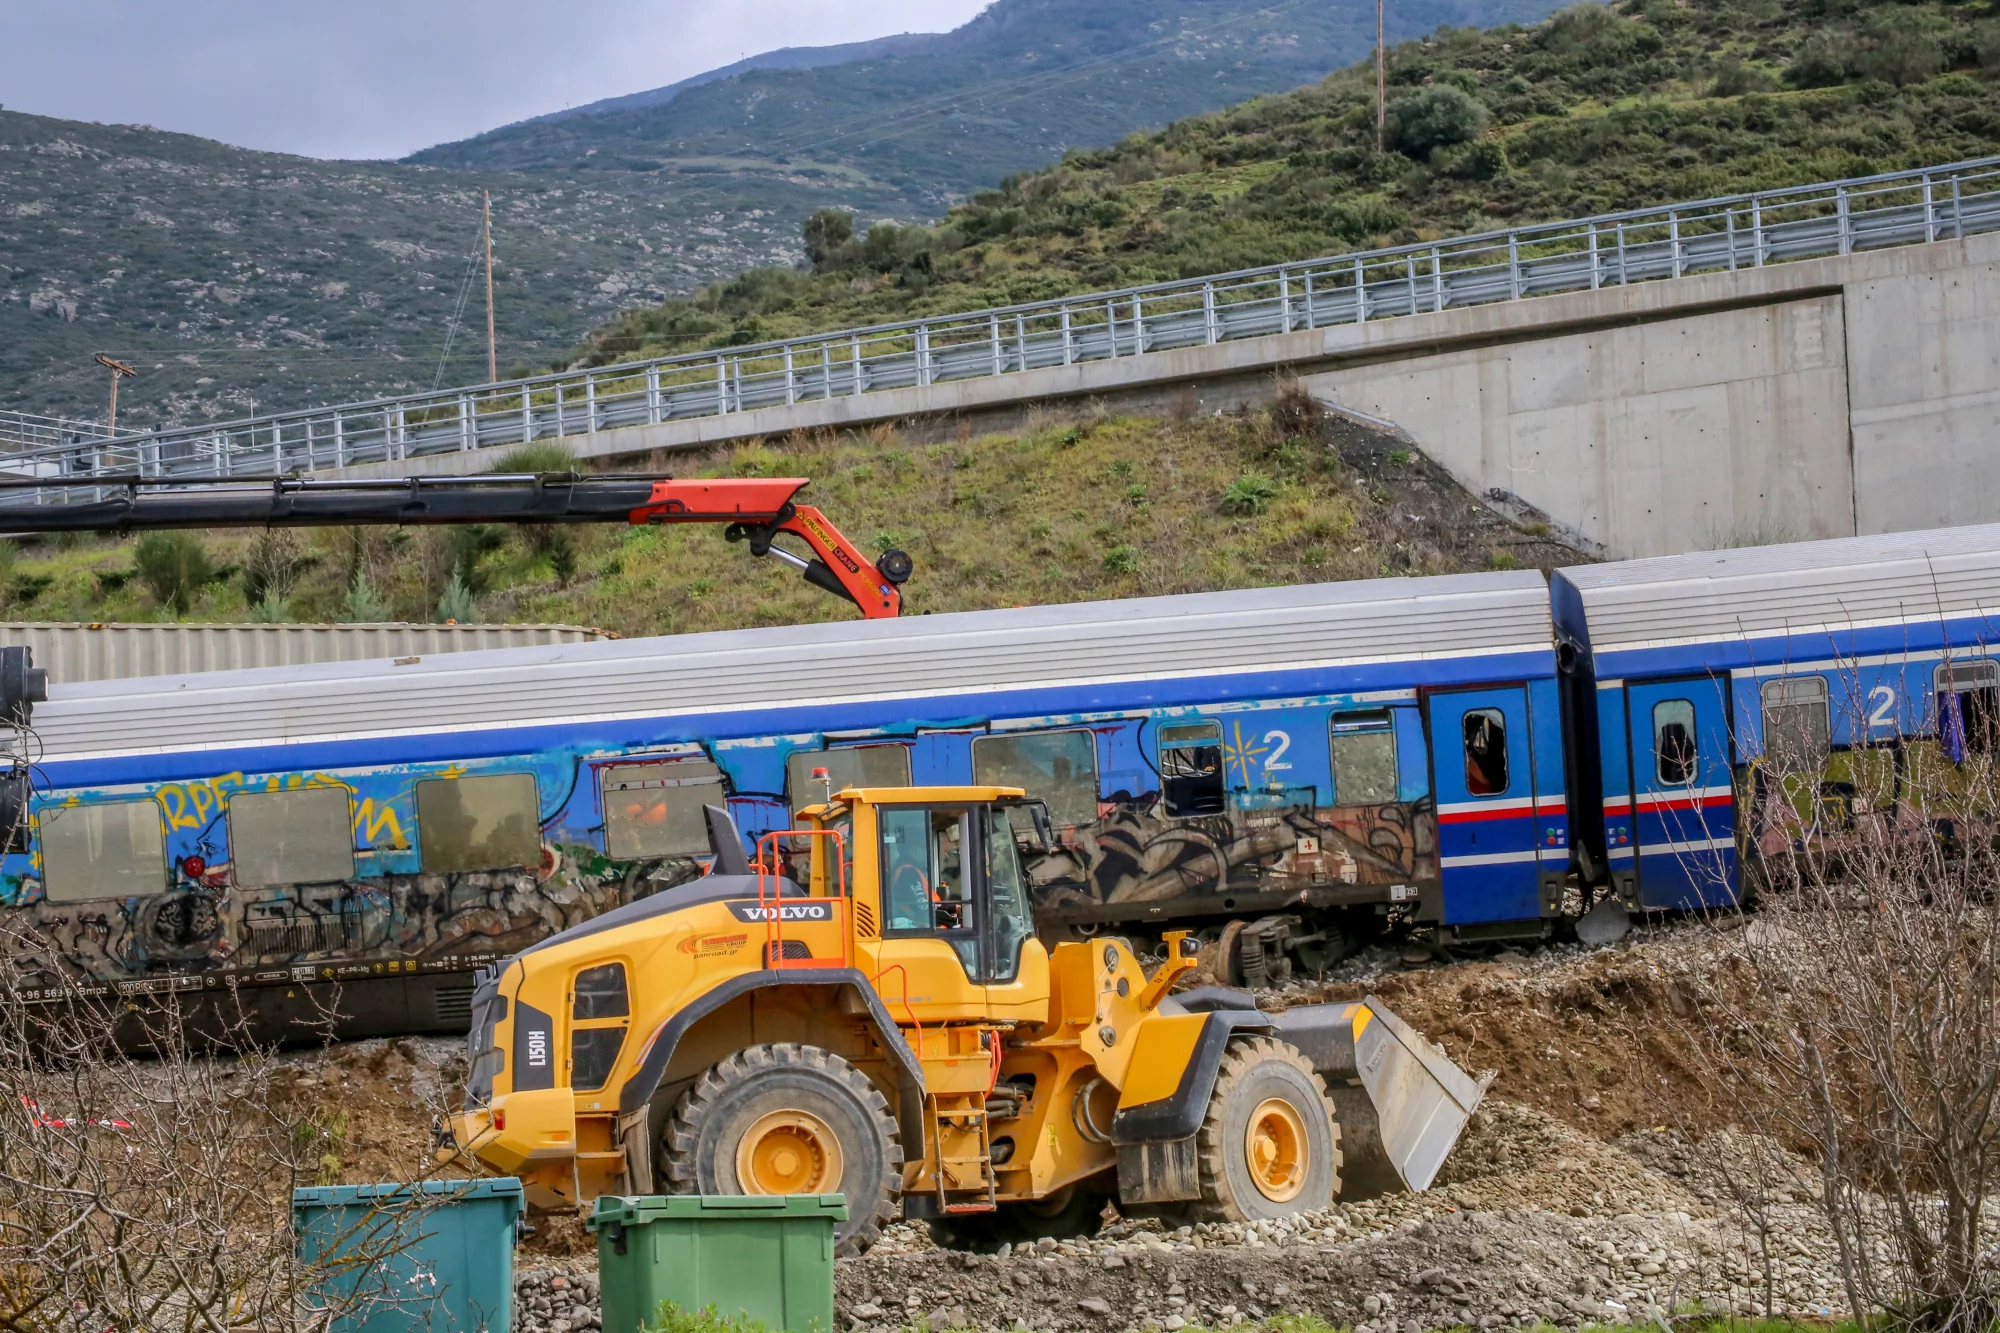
[589,1194,847,1333]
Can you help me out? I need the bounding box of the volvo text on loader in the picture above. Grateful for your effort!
[448,785,1489,1253]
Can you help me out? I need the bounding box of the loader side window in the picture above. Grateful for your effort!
[787,744,911,816]
[601,759,724,860]
[1159,722,1225,817]
[416,774,540,874]
[38,798,168,902]
[881,808,973,934]
[984,808,1034,985]
[569,962,628,1092]
[972,730,1099,828]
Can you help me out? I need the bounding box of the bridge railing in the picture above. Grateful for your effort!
[11,157,2000,487]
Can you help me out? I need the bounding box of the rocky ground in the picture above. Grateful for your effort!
[487,923,1866,1333]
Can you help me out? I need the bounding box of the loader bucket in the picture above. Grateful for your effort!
[1269,995,1489,1197]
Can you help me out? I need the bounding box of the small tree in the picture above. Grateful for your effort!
[802,208,854,271]
[1669,655,2000,1330]
[133,531,214,617]
[1387,86,1487,160]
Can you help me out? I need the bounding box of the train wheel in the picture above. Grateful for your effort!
[927,1183,1110,1251]
[659,1042,902,1254]
[1183,1037,1341,1221]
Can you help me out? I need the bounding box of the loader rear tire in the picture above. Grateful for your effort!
[1181,1036,1340,1222]
[659,1042,902,1255]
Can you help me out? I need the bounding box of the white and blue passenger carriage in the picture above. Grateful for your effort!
[1553,524,2000,912]
[2,571,1571,1036]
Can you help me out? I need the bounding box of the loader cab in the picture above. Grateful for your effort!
[807,787,1051,1025]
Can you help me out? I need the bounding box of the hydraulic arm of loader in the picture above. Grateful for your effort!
[0,473,910,618]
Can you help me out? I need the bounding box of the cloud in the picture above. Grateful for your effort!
[0,0,995,160]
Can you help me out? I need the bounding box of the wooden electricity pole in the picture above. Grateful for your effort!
[1376,0,1387,153]
[483,190,498,384]
[95,354,136,434]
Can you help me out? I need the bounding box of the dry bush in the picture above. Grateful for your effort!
[0,924,453,1331]
[1268,378,1325,440]
[1665,658,2000,1331]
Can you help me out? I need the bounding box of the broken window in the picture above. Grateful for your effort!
[1462,709,1509,796]
[1159,721,1226,817]
[601,759,725,860]
[1936,659,1999,755]
[972,730,1099,827]
[787,744,911,816]
[416,773,540,875]
[1653,700,1698,787]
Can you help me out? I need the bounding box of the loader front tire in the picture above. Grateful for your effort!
[660,1043,902,1255]
[1183,1036,1340,1222]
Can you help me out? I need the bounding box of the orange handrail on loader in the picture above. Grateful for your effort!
[755,828,850,970]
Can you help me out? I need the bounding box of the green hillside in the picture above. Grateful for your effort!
[412,0,1562,203]
[0,113,841,428]
[580,0,2000,365]
[0,398,1575,637]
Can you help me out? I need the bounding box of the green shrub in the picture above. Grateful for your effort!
[436,573,477,624]
[342,576,392,624]
[1387,86,1487,159]
[1220,473,1279,515]
[493,440,578,476]
[133,531,215,617]
[1787,30,1856,87]
[1711,57,1779,97]
[644,1302,769,1333]
[1851,14,1946,87]
[802,208,854,270]
[1450,137,1511,180]
[1102,545,1141,574]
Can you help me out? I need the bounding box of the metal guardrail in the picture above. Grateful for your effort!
[11,157,2000,486]
[0,410,135,454]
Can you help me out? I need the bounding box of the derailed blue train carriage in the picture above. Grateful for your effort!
[1553,524,2000,913]
[0,570,1572,1037]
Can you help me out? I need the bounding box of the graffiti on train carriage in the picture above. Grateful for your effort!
[0,755,713,1000]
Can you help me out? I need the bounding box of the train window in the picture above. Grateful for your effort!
[1159,721,1225,817]
[1330,711,1398,805]
[1935,659,1999,754]
[787,744,911,816]
[1654,700,1698,786]
[1761,676,1830,768]
[1462,709,1509,796]
[601,759,724,860]
[416,773,540,874]
[972,730,1099,827]
[38,799,166,902]
[228,786,355,888]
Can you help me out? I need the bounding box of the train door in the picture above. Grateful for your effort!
[1426,686,1541,925]
[1623,677,1737,909]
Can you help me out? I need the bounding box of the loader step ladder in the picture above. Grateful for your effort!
[928,1092,998,1214]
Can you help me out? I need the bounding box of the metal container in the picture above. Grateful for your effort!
[0,621,610,684]
[292,1177,524,1333]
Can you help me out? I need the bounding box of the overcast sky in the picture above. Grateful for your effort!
[0,0,995,161]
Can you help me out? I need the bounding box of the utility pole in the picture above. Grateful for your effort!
[483,190,498,385]
[94,354,136,434]
[1376,0,1387,153]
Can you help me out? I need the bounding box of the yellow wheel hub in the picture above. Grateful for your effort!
[1244,1097,1309,1203]
[736,1110,844,1195]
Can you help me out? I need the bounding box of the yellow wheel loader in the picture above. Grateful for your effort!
[447,787,1489,1254]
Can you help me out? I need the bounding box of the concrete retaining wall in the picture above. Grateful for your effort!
[330,232,2000,560]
